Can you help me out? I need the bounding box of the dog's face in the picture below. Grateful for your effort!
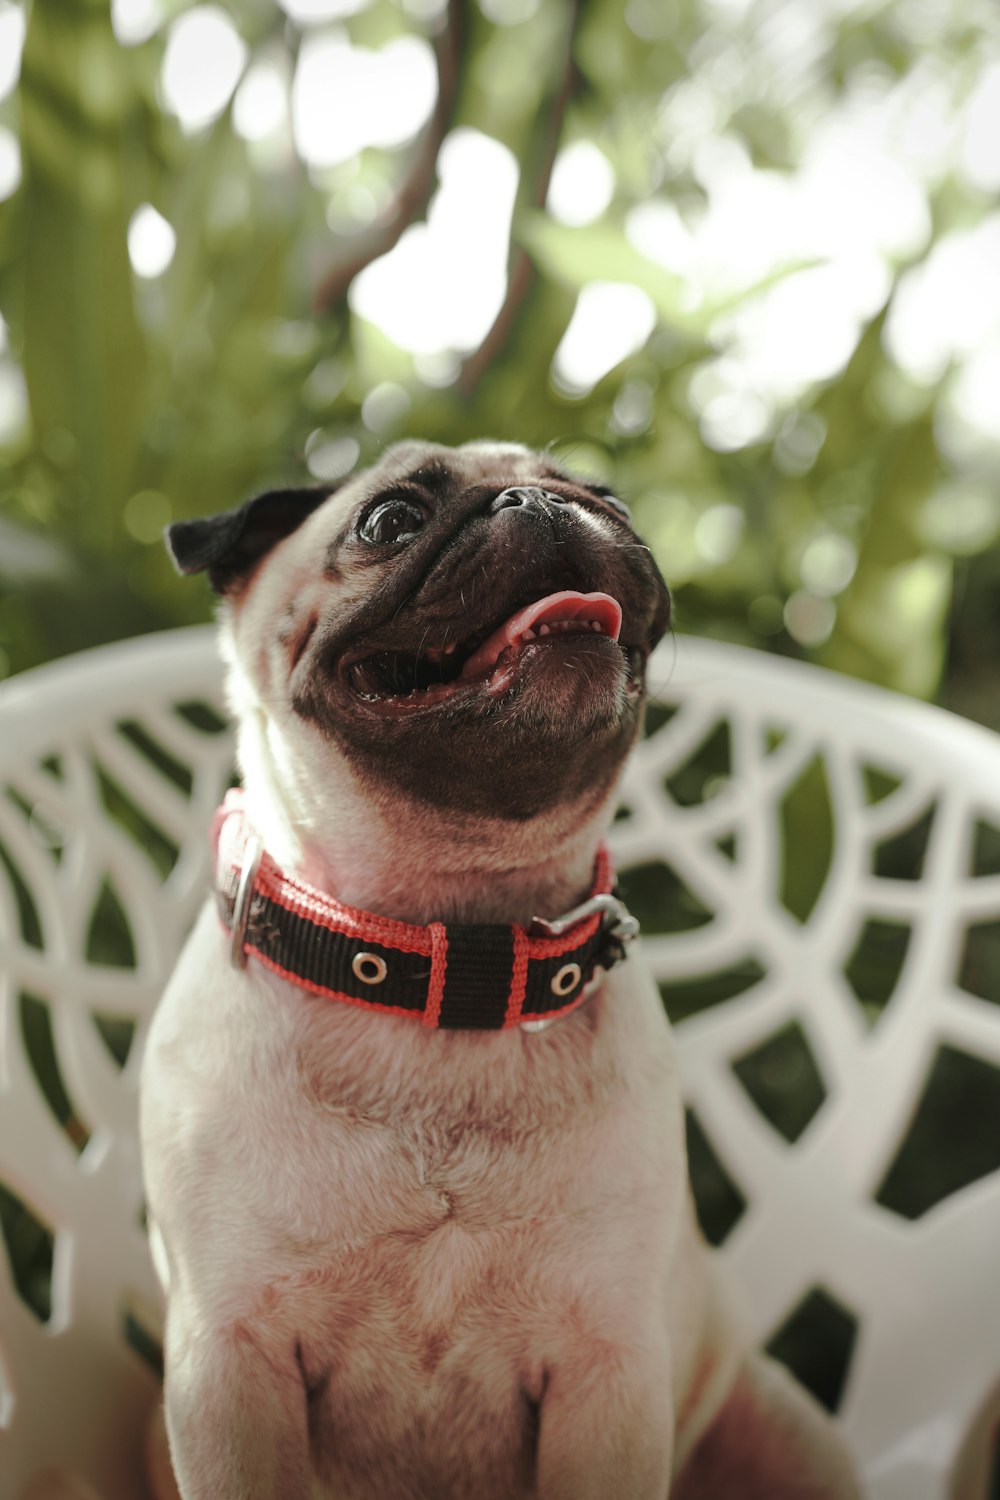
[169,440,670,822]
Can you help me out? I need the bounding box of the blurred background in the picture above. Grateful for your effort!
[0,0,998,719]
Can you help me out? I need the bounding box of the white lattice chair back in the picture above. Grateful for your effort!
[1,627,999,1500]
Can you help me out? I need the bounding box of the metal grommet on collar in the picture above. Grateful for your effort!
[551,962,582,996]
[353,952,388,985]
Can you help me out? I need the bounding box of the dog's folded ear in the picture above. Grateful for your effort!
[165,486,334,593]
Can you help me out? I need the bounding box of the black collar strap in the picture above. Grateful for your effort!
[211,791,638,1032]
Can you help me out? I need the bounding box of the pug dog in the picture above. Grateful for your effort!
[139,439,859,1500]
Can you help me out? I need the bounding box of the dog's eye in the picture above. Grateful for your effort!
[584,485,632,524]
[599,494,633,524]
[359,499,428,545]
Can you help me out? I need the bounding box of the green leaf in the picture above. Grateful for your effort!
[518,212,820,338]
[519,213,703,326]
[18,0,149,545]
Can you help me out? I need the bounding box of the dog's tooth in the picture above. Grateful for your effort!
[523,628,536,641]
[591,620,603,632]
[538,624,551,636]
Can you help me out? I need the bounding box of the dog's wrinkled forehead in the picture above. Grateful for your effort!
[261,439,574,594]
[381,438,542,483]
[324,439,555,526]
[347,439,545,499]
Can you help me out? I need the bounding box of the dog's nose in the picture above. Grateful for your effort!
[489,486,565,515]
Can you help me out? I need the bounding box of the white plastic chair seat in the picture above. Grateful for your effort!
[1,627,998,1499]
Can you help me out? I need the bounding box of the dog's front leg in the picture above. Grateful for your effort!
[163,1303,311,1500]
[534,1343,673,1500]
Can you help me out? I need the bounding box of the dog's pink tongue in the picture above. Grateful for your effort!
[460,591,623,680]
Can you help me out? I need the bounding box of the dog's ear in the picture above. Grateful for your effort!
[165,486,333,593]
[649,580,672,650]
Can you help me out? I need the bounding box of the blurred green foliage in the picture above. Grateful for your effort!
[0,0,998,724]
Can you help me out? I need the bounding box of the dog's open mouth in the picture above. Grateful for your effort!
[344,591,624,709]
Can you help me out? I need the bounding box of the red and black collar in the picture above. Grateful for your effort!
[212,791,638,1032]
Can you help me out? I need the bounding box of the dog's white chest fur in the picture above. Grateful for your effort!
[141,904,718,1499]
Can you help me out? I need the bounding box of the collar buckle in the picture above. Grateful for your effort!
[522,895,639,1034]
[229,833,264,971]
[528,892,639,945]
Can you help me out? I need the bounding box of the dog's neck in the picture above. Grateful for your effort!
[236,707,618,928]
[295,832,608,929]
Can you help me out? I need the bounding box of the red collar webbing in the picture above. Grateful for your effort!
[211,790,636,1031]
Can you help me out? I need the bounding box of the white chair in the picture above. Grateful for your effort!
[1,627,998,1500]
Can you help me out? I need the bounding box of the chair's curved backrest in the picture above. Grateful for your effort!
[616,639,1000,1500]
[0,627,998,1500]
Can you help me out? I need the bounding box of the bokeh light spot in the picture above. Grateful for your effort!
[695,504,745,565]
[922,483,1000,556]
[111,0,162,46]
[611,380,655,436]
[479,0,540,24]
[958,63,1000,192]
[161,8,247,132]
[233,61,288,144]
[0,3,26,100]
[361,383,411,433]
[305,432,360,480]
[0,127,20,202]
[784,592,836,647]
[774,412,826,475]
[552,283,656,397]
[547,142,615,227]
[293,32,436,170]
[278,0,371,23]
[127,204,176,279]
[351,129,518,357]
[0,362,28,444]
[800,534,858,598]
[884,215,1000,384]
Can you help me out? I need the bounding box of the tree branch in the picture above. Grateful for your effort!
[312,0,465,316]
[457,0,582,397]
